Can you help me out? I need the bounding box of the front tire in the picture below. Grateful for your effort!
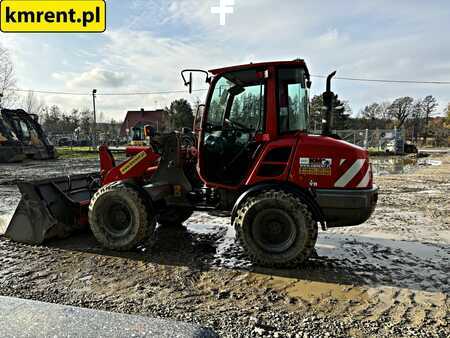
[88,182,156,251]
[234,190,318,267]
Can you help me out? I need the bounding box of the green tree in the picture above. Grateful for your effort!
[309,94,351,131]
[166,99,194,130]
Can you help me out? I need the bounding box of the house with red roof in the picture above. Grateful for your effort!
[119,109,166,138]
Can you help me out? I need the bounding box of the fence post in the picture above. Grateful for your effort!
[364,129,369,149]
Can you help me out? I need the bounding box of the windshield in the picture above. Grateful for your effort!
[278,67,309,133]
[208,69,266,130]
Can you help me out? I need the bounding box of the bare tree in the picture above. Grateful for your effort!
[421,95,438,145]
[23,91,45,116]
[0,45,17,108]
[360,103,380,119]
[446,103,450,125]
[98,111,105,123]
[388,97,414,128]
[378,102,392,120]
[410,99,425,143]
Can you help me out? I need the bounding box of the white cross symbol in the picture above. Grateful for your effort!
[211,0,235,26]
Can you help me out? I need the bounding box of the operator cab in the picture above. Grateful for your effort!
[199,61,310,187]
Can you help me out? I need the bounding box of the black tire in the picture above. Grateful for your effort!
[88,182,156,251]
[158,207,193,227]
[234,190,318,267]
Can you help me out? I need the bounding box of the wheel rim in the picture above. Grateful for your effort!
[251,209,297,253]
[102,199,133,237]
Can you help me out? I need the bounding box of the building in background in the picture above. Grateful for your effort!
[120,109,166,140]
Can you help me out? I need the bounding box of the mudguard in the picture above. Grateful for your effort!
[231,182,326,229]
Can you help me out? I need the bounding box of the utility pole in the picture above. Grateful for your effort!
[92,89,97,147]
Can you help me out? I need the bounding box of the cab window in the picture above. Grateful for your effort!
[19,120,31,139]
[278,68,309,133]
[208,69,266,131]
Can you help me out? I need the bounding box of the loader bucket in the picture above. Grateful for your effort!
[4,173,100,245]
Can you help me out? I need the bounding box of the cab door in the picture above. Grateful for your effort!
[200,68,268,187]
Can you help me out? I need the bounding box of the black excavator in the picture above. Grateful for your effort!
[0,109,57,163]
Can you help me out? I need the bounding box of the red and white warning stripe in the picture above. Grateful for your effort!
[335,159,371,188]
[357,163,372,188]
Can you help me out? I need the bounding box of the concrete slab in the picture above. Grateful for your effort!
[0,296,217,338]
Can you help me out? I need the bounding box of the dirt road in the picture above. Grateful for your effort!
[0,154,449,337]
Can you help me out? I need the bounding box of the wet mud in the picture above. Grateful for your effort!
[0,154,449,337]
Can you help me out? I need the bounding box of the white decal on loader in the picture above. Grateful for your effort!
[334,159,366,187]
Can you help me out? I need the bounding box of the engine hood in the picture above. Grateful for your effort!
[289,134,373,190]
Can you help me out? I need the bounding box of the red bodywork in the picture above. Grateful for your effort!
[101,60,373,197]
[242,134,372,190]
[197,60,373,192]
[99,145,160,185]
[125,146,149,157]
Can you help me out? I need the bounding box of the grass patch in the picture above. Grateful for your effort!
[56,146,99,159]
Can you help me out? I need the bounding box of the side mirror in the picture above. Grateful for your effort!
[181,69,211,94]
[188,72,193,94]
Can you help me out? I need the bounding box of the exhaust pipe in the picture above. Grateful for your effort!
[322,71,337,136]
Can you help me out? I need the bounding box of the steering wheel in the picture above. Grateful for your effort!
[204,133,225,155]
[225,118,250,131]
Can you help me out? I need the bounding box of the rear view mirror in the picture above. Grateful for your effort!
[228,85,245,96]
[188,73,193,94]
[181,69,211,94]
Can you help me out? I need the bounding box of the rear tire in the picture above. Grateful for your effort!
[158,207,193,227]
[88,182,156,251]
[234,190,317,267]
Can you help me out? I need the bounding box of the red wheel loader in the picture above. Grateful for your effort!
[4,60,378,267]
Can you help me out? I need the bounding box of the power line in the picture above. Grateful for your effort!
[310,75,450,85]
[4,74,450,97]
[3,88,208,96]
[4,88,91,96]
[99,89,208,96]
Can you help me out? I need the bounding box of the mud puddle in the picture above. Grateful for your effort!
[371,156,418,176]
[371,155,444,176]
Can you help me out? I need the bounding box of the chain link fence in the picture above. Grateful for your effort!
[312,129,407,153]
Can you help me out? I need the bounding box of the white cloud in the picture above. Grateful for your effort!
[52,68,129,89]
[4,0,450,118]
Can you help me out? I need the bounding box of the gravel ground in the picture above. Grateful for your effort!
[0,154,449,337]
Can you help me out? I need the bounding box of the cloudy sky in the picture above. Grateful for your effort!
[2,0,450,120]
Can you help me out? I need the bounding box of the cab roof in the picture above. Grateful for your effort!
[209,59,310,78]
